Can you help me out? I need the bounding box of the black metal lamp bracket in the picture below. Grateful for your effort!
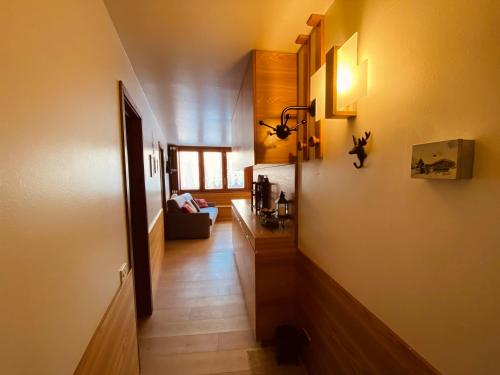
[258,101,316,140]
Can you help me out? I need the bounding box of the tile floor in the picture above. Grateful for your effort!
[138,222,258,375]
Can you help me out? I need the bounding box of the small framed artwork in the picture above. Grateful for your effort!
[149,154,153,177]
[411,139,474,180]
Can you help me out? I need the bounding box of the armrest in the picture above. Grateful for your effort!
[165,212,211,239]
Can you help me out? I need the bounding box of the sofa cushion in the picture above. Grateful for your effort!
[195,198,209,208]
[190,199,201,212]
[200,206,218,225]
[169,193,194,212]
[182,203,196,214]
[185,200,198,212]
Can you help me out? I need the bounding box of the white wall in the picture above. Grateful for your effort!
[0,1,166,374]
[298,1,500,374]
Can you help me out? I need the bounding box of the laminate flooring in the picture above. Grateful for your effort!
[138,222,257,375]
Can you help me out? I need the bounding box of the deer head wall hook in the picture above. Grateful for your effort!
[349,131,371,169]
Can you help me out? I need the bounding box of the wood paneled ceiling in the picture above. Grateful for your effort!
[104,0,333,146]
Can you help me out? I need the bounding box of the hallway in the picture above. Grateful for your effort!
[137,223,255,374]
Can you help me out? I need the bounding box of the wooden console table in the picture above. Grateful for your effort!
[231,199,296,342]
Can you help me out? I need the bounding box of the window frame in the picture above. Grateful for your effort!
[176,146,244,193]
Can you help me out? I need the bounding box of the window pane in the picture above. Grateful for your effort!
[179,151,200,190]
[203,152,223,190]
[227,152,244,189]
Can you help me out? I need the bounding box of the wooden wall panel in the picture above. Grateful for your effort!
[74,272,139,375]
[254,50,297,165]
[148,210,165,301]
[231,57,255,170]
[296,251,440,375]
[193,191,251,221]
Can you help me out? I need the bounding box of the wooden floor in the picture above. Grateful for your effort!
[138,222,258,375]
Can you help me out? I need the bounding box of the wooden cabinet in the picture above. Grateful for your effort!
[231,51,297,169]
[231,199,296,342]
[232,210,256,331]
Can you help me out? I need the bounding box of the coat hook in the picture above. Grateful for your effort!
[349,131,371,168]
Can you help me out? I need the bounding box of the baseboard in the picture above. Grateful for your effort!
[296,250,440,375]
[74,272,139,375]
[148,209,165,302]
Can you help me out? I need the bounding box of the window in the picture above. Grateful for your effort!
[178,151,200,190]
[227,152,244,189]
[203,152,223,190]
[172,146,245,192]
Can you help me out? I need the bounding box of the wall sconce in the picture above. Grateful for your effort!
[258,103,316,140]
[262,32,367,145]
[325,32,367,118]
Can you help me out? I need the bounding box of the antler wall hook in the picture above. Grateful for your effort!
[349,131,371,168]
[258,102,316,140]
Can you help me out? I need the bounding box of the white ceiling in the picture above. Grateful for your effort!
[104,0,333,146]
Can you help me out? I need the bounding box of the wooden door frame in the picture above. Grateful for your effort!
[119,81,153,319]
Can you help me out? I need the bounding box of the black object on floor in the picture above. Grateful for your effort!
[275,325,302,365]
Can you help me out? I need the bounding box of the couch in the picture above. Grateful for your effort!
[165,193,218,239]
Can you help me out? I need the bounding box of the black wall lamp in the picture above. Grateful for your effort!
[259,101,316,140]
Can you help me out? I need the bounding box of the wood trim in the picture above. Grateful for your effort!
[306,13,324,28]
[297,41,310,161]
[295,34,309,45]
[306,15,326,157]
[309,15,325,73]
[222,151,228,188]
[74,272,139,375]
[158,143,168,223]
[244,166,253,191]
[296,250,440,375]
[167,144,179,195]
[180,188,246,194]
[199,150,205,190]
[176,145,232,152]
[148,209,165,301]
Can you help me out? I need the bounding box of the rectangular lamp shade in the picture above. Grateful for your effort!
[310,64,326,121]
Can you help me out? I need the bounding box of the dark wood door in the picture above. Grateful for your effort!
[119,81,153,319]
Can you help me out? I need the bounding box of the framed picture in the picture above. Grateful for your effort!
[149,154,153,177]
[411,139,474,180]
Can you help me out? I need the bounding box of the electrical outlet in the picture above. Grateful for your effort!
[119,263,129,285]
